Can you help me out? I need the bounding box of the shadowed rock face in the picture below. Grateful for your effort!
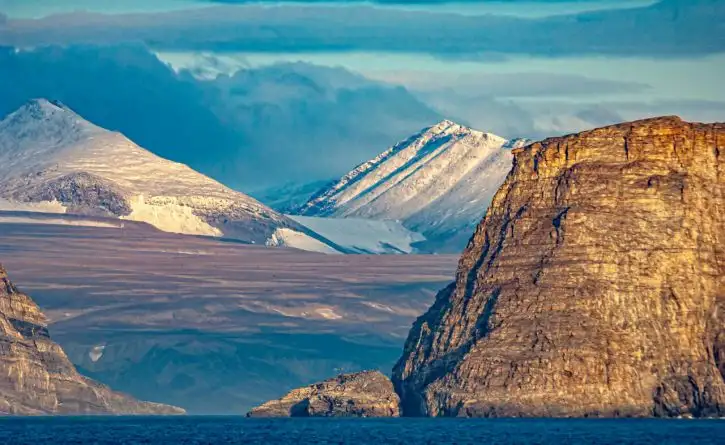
[0,264,184,415]
[7,172,133,217]
[393,116,725,418]
[247,371,400,417]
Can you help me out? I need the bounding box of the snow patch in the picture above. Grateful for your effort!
[159,249,212,256]
[361,301,396,313]
[266,227,341,254]
[288,215,424,254]
[89,345,106,363]
[120,196,222,237]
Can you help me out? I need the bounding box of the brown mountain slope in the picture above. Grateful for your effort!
[393,116,725,418]
[0,264,184,415]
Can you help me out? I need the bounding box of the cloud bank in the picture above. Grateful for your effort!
[0,45,440,189]
[0,1,722,57]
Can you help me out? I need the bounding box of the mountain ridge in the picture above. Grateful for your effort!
[295,120,530,253]
[0,99,342,253]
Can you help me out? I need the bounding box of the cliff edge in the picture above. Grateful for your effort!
[393,117,725,418]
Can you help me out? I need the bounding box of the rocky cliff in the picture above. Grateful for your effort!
[0,264,184,415]
[247,371,400,417]
[393,116,725,418]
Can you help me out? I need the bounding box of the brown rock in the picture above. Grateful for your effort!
[393,116,725,418]
[247,370,400,417]
[0,264,185,415]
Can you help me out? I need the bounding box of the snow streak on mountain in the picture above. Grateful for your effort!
[0,99,340,253]
[296,120,530,253]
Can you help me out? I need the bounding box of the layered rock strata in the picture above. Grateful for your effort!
[247,371,400,417]
[393,117,725,418]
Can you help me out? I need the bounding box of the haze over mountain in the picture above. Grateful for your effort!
[295,120,530,253]
[2,1,721,58]
[0,99,340,252]
[251,180,334,214]
[0,46,441,189]
[0,1,722,194]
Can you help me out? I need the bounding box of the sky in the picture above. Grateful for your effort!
[0,0,723,188]
[0,1,659,18]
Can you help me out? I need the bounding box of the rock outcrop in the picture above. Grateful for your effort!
[0,264,184,415]
[247,371,400,417]
[393,116,725,418]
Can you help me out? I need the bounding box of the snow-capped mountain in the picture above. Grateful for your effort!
[0,99,341,253]
[295,120,531,253]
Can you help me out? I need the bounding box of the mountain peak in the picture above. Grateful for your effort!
[0,102,338,253]
[2,98,93,132]
[0,99,102,156]
[17,98,73,119]
[433,118,459,127]
[296,121,519,252]
[425,120,507,145]
[427,119,467,134]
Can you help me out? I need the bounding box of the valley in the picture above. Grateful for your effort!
[0,218,457,413]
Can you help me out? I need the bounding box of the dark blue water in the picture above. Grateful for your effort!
[1,417,724,444]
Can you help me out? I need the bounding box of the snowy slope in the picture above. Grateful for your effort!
[265,227,341,254]
[288,215,424,254]
[0,99,340,252]
[296,120,531,253]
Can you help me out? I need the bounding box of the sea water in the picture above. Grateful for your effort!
[1,416,723,444]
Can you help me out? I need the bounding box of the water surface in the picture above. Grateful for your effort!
[1,417,723,444]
